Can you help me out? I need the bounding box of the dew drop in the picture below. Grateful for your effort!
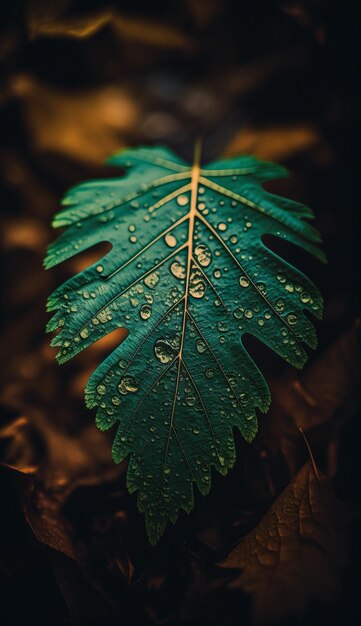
[244,309,253,319]
[165,233,177,248]
[240,392,249,405]
[98,310,109,323]
[196,339,207,353]
[177,195,189,206]
[154,339,177,364]
[170,261,185,280]
[300,292,311,304]
[96,265,104,273]
[118,376,138,395]
[97,384,106,395]
[233,307,244,320]
[239,276,250,288]
[227,373,238,387]
[218,223,227,231]
[144,272,159,289]
[195,243,212,267]
[287,313,298,325]
[189,270,206,299]
[140,304,152,320]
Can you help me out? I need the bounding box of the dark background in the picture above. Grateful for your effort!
[0,1,360,625]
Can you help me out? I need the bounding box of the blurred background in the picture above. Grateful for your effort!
[0,1,360,625]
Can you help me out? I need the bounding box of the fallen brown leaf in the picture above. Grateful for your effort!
[219,462,349,625]
[0,406,125,554]
[0,416,39,475]
[272,321,360,432]
[10,76,138,164]
[224,124,322,162]
[27,7,194,52]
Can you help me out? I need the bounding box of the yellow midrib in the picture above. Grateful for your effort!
[179,137,202,360]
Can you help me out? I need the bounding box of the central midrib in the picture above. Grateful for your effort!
[161,138,203,474]
[179,137,202,360]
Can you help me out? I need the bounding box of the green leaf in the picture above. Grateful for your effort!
[45,141,324,544]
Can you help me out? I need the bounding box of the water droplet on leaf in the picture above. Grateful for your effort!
[118,376,138,395]
[189,270,206,299]
[177,195,189,206]
[194,243,212,267]
[140,304,152,320]
[154,339,177,364]
[239,276,250,288]
[170,261,185,280]
[196,339,207,353]
[165,233,177,248]
[144,272,159,289]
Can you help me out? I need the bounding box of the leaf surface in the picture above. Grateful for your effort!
[219,462,349,625]
[46,142,324,543]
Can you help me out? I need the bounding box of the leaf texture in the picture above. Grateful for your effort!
[45,142,324,543]
[219,462,348,625]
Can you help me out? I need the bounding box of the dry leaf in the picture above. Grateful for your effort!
[0,407,125,555]
[224,124,321,162]
[272,321,360,432]
[219,462,349,625]
[268,321,360,437]
[10,76,138,164]
[0,416,39,475]
[27,7,194,51]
